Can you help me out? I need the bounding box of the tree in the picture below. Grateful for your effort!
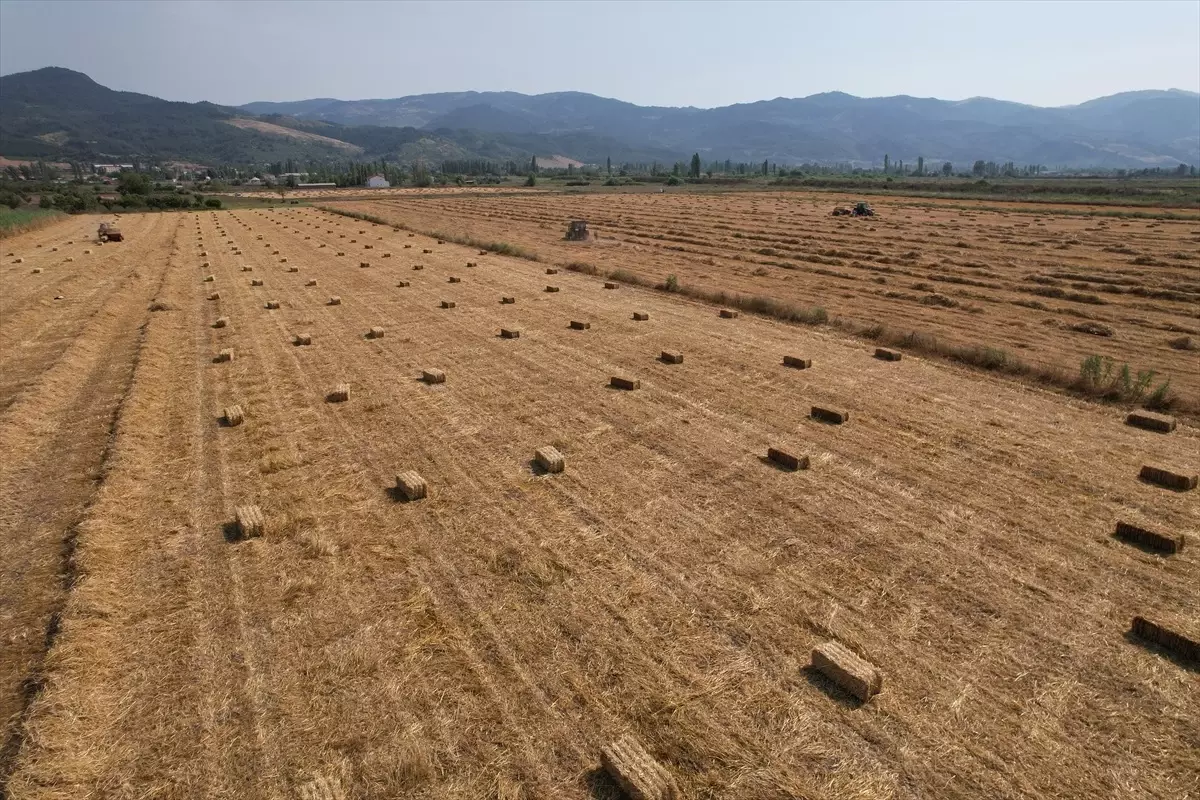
[916,156,924,176]
[762,159,769,176]
[117,171,151,195]
[606,156,612,176]
[525,173,537,187]
[941,161,953,177]
[530,155,538,173]
[690,153,701,179]
[883,154,889,174]
[972,160,986,177]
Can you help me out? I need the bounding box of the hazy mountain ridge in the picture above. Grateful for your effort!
[1,67,1196,168]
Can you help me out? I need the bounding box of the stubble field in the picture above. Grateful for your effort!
[1,200,1197,799]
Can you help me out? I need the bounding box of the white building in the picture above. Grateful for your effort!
[366,174,390,189]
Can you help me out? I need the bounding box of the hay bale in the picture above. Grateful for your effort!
[293,333,312,346]
[437,240,444,245]
[251,279,264,286]
[1139,464,1197,491]
[279,257,287,262]
[83,249,92,254]
[466,261,477,267]
[328,383,350,403]
[1132,616,1200,664]
[1114,521,1184,554]
[448,276,461,283]
[633,312,650,321]
[719,309,738,318]
[328,296,342,305]
[478,249,487,255]
[204,275,215,282]
[31,267,42,274]
[382,253,392,258]
[422,368,446,384]
[535,445,564,473]
[208,292,221,301]
[570,320,590,330]
[1126,411,1176,433]
[364,244,373,249]
[319,243,327,248]
[242,266,253,272]
[215,348,234,363]
[604,282,618,289]
[546,268,559,275]
[500,328,521,339]
[213,317,228,329]
[599,736,679,800]
[501,296,516,304]
[287,266,299,272]
[783,356,812,369]
[366,326,385,339]
[441,300,456,309]
[235,505,265,539]
[404,244,412,249]
[610,376,640,390]
[767,447,809,471]
[811,407,849,425]
[306,279,318,286]
[65,257,74,263]
[408,233,415,237]
[423,248,433,254]
[265,300,281,310]
[396,471,428,501]
[12,258,22,263]
[545,285,560,293]
[413,264,424,270]
[397,280,411,287]
[660,351,683,364]
[360,261,370,268]
[224,405,245,427]
[811,641,882,702]
[875,348,902,361]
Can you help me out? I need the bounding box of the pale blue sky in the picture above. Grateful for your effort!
[2,0,1197,107]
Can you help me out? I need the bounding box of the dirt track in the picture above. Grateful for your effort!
[333,191,1200,403]
[2,208,1197,799]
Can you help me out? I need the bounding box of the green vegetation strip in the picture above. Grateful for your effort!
[0,207,66,238]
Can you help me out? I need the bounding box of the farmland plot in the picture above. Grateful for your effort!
[2,208,1197,799]
[333,191,1200,404]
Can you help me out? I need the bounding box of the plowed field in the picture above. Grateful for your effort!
[2,206,1196,800]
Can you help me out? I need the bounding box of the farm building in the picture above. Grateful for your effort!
[366,174,390,189]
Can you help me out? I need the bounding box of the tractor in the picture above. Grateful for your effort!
[564,220,591,241]
[831,202,875,218]
[98,222,123,242]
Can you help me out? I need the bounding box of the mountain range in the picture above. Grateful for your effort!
[2,67,1197,169]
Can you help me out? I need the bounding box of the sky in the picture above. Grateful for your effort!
[1,0,1198,108]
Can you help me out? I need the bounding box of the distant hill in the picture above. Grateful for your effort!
[243,87,1200,168]
[2,67,1197,168]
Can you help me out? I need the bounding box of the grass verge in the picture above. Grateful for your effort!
[0,208,67,238]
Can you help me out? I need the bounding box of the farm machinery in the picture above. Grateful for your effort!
[97,222,123,242]
[564,220,591,241]
[832,202,875,217]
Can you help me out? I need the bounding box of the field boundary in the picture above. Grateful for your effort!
[317,204,1191,419]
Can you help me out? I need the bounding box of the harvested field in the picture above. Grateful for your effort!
[1,207,1197,799]
[331,190,1200,404]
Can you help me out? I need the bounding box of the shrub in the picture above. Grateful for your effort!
[666,176,682,186]
[205,198,222,208]
[525,174,537,187]
[664,274,680,292]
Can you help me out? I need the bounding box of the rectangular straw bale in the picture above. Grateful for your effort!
[812,640,883,702]
[660,351,683,364]
[367,327,385,339]
[224,405,244,427]
[599,736,679,800]
[396,471,428,501]
[610,376,640,390]
[306,279,318,286]
[501,296,516,304]
[545,285,560,293]
[546,268,559,275]
[423,248,433,253]
[265,301,280,309]
[500,328,521,339]
[208,292,221,300]
[448,276,461,283]
[328,296,342,305]
[287,266,298,272]
[570,320,590,330]
[397,280,411,287]
[535,446,564,473]
[422,368,446,384]
[1114,521,1184,554]
[875,347,903,361]
[466,261,477,267]
[213,317,228,329]
[328,383,350,402]
[251,279,264,286]
[360,261,370,268]
[1126,411,1176,433]
[242,266,253,272]
[783,356,812,369]
[719,309,738,318]
[336,251,345,256]
[441,300,456,308]
[633,312,650,321]
[235,505,265,539]
[382,253,392,258]
[1131,616,1199,664]
[767,447,809,471]
[204,275,215,282]
[604,282,618,289]
[1139,464,1197,491]
[811,406,849,424]
[215,348,234,363]
[293,333,312,346]
[413,264,424,270]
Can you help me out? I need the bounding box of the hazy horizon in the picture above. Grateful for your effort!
[2,0,1198,109]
